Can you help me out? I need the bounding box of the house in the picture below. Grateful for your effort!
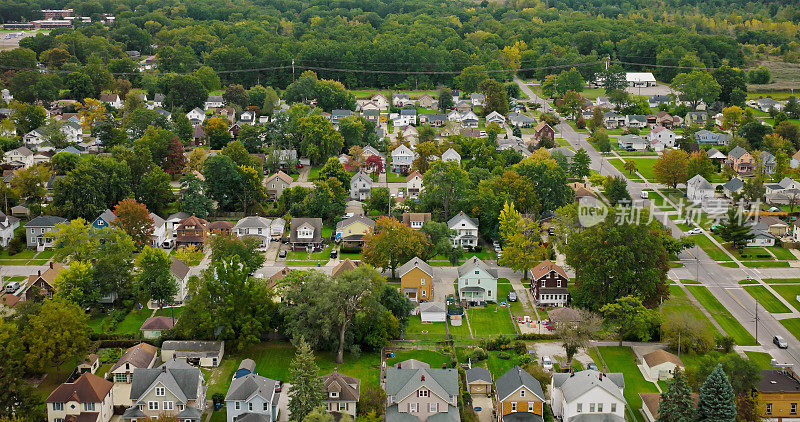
[100,93,123,108]
[486,111,505,125]
[758,369,800,420]
[192,124,206,143]
[290,217,323,251]
[234,216,273,248]
[706,147,727,161]
[391,144,415,173]
[470,93,485,106]
[723,177,744,199]
[534,122,555,142]
[225,367,280,422]
[331,109,353,125]
[420,113,446,127]
[441,148,461,165]
[3,146,35,168]
[780,177,800,191]
[418,94,436,109]
[360,146,386,171]
[604,112,626,129]
[402,212,431,230]
[239,110,257,124]
[753,97,783,112]
[627,115,647,128]
[791,150,800,169]
[465,367,492,395]
[455,100,473,113]
[392,93,412,107]
[685,111,708,126]
[92,208,116,231]
[150,213,167,247]
[109,343,158,385]
[385,365,459,422]
[508,112,534,128]
[648,95,671,108]
[265,171,293,200]
[331,258,361,277]
[618,134,647,151]
[448,211,479,249]
[77,354,100,375]
[140,316,176,339]
[122,358,206,421]
[756,216,790,237]
[728,146,754,174]
[323,369,361,417]
[350,171,373,201]
[570,182,598,207]
[457,256,498,305]
[399,257,434,302]
[369,94,390,110]
[747,222,776,247]
[170,257,191,304]
[9,262,64,306]
[401,125,420,144]
[642,349,683,380]
[687,175,714,204]
[362,109,380,124]
[694,130,732,146]
[26,215,67,249]
[626,72,656,87]
[166,211,190,234]
[175,215,208,247]
[497,137,531,157]
[0,211,20,247]
[647,126,676,151]
[270,218,285,240]
[187,107,206,124]
[759,151,777,174]
[395,109,418,126]
[336,215,374,248]
[47,373,114,422]
[640,392,698,422]
[551,370,626,422]
[656,111,681,128]
[551,147,575,163]
[161,340,224,368]
[530,260,569,307]
[420,301,447,323]
[205,95,224,110]
[496,366,545,422]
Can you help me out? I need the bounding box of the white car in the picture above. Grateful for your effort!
[541,356,553,371]
[687,228,703,235]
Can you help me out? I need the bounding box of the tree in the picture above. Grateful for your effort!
[54,261,97,307]
[419,161,471,221]
[366,187,393,215]
[136,246,177,308]
[0,321,43,421]
[210,234,266,274]
[338,116,366,147]
[112,198,154,250]
[774,120,800,149]
[329,267,382,363]
[553,309,600,364]
[362,217,431,278]
[223,84,248,109]
[164,74,208,111]
[696,365,737,422]
[205,116,232,150]
[288,338,326,421]
[600,296,661,345]
[421,220,463,264]
[515,151,575,213]
[738,122,771,150]
[10,164,50,204]
[75,98,107,132]
[318,157,350,186]
[590,130,611,152]
[137,166,173,215]
[203,155,242,211]
[661,313,714,354]
[671,71,721,110]
[438,87,454,111]
[622,160,638,176]
[180,174,214,218]
[687,151,715,181]
[555,67,585,95]
[713,65,748,106]
[164,137,186,178]
[172,110,194,144]
[653,149,689,189]
[571,148,591,179]
[193,66,221,91]
[457,66,489,93]
[479,78,508,116]
[604,176,631,206]
[600,64,627,93]
[718,208,754,253]
[53,156,132,220]
[656,368,695,422]
[747,66,771,84]
[500,217,546,279]
[263,87,280,116]
[721,106,744,133]
[741,176,765,204]
[22,299,90,372]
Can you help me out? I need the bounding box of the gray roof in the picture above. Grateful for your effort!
[162,340,223,353]
[385,368,459,402]
[507,112,534,123]
[447,211,478,229]
[289,217,323,243]
[150,213,165,228]
[130,359,202,403]
[495,366,544,402]
[122,407,145,418]
[400,108,417,116]
[323,370,361,402]
[465,367,492,385]
[761,151,776,164]
[649,95,671,103]
[206,95,224,103]
[167,212,190,222]
[687,174,712,190]
[729,146,748,159]
[110,343,157,373]
[724,177,744,192]
[331,109,353,118]
[336,215,375,230]
[552,370,625,403]
[627,114,646,123]
[225,373,277,402]
[398,257,434,278]
[27,215,67,227]
[395,359,429,370]
[419,302,447,314]
[176,406,203,419]
[95,209,116,224]
[457,256,498,278]
[234,216,272,230]
[153,93,165,102]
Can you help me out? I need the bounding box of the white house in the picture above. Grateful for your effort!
[457,256,498,304]
[485,111,505,125]
[419,301,447,323]
[350,171,372,201]
[234,216,273,248]
[0,211,20,248]
[686,175,714,204]
[441,148,461,165]
[225,369,280,422]
[647,126,676,151]
[448,211,479,249]
[204,95,224,110]
[150,213,167,247]
[748,222,776,247]
[391,93,413,107]
[370,93,390,110]
[100,93,123,109]
[187,108,206,123]
[470,93,485,106]
[406,170,423,198]
[618,134,647,151]
[391,144,414,173]
[3,146,35,168]
[642,350,683,381]
[551,371,626,422]
[626,72,656,87]
[47,373,114,422]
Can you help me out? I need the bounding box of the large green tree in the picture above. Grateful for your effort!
[656,368,695,422]
[671,71,721,110]
[600,295,661,344]
[136,246,177,307]
[362,217,431,278]
[419,161,471,221]
[696,365,736,422]
[288,338,326,421]
[22,299,91,372]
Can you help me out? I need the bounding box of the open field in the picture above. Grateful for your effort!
[466,305,517,337]
[662,285,719,336]
[685,285,757,345]
[743,285,792,313]
[770,285,800,312]
[747,60,800,94]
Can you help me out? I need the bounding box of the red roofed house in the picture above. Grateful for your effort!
[47,373,114,422]
[529,260,569,307]
[534,122,555,142]
[140,316,177,339]
[175,215,208,247]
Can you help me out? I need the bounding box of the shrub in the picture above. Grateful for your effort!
[512,340,527,355]
[482,334,513,351]
[469,347,488,361]
[576,116,586,129]
[518,354,532,365]
[8,236,24,255]
[717,335,736,353]
[212,393,225,406]
[526,364,552,387]
[497,351,511,360]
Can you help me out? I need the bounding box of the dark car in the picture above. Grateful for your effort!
[275,380,284,392]
[281,237,290,244]
[587,362,599,371]
[278,250,287,258]
[330,250,338,259]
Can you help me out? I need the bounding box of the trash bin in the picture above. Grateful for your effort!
[317,262,321,267]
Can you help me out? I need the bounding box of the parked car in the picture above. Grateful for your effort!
[687,228,703,235]
[507,291,517,302]
[330,249,338,259]
[640,191,649,199]
[774,335,788,349]
[278,250,287,258]
[275,380,284,392]
[5,281,20,294]
[541,356,553,370]
[161,239,174,249]
[587,362,599,371]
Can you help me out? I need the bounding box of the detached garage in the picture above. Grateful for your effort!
[466,367,493,395]
[420,302,447,323]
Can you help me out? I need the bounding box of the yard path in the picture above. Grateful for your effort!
[507,277,541,323]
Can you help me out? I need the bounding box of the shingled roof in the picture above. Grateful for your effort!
[46,373,112,404]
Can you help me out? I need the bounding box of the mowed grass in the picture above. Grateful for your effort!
[688,234,731,262]
[685,285,756,345]
[596,346,659,420]
[780,319,800,343]
[743,285,792,313]
[114,309,153,335]
[745,351,775,370]
[485,350,525,378]
[765,279,800,284]
[768,247,797,260]
[466,305,517,337]
[770,284,800,312]
[386,349,450,369]
[662,285,719,336]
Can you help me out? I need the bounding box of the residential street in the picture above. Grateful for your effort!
[513,76,800,368]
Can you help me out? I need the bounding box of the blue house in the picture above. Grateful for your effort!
[694,130,732,146]
[92,209,116,231]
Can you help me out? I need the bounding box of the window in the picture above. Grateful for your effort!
[330,392,338,398]
[421,289,426,297]
[54,419,64,422]
[511,403,517,412]
[420,279,425,286]
[611,403,616,413]
[792,403,797,415]
[589,403,595,412]
[541,280,546,287]
[598,403,603,412]
[155,387,165,396]
[52,403,63,411]
[115,373,127,383]
[164,401,174,411]
[419,389,429,397]
[264,403,269,411]
[520,390,525,397]
[410,403,418,413]
[178,405,184,411]
[488,290,491,296]
[429,403,438,412]
[248,403,253,411]
[557,280,562,287]
[766,403,772,414]
[148,402,159,411]
[84,402,96,411]
[577,403,582,413]
[235,402,240,410]
[528,402,534,412]
[475,270,479,274]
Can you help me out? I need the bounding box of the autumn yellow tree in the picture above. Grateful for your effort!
[184,148,209,173]
[653,149,689,189]
[721,106,744,133]
[76,98,107,132]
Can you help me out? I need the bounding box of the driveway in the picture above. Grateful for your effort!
[471,395,494,422]
[276,383,292,421]
[531,342,594,369]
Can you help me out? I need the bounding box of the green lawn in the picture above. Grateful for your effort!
[405,315,447,338]
[486,350,525,378]
[661,285,719,336]
[768,247,797,261]
[155,306,185,319]
[780,319,800,343]
[688,235,731,262]
[770,285,800,312]
[497,283,525,316]
[448,317,471,338]
[685,286,756,345]
[743,285,792,313]
[744,351,775,370]
[743,261,791,268]
[114,309,153,335]
[626,157,658,181]
[466,305,517,337]
[387,172,406,183]
[679,279,701,284]
[386,349,450,369]
[286,244,332,264]
[596,346,659,421]
[0,249,36,258]
[609,159,643,181]
[765,279,800,284]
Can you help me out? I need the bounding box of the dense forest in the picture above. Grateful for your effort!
[1,0,799,94]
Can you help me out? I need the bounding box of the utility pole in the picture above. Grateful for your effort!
[292,59,295,82]
[678,332,681,360]
[755,301,759,342]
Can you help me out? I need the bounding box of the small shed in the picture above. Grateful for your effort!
[77,354,99,375]
[234,358,256,379]
[642,349,683,380]
[465,367,493,395]
[420,302,447,323]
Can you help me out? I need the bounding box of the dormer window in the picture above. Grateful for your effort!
[330,392,338,398]
[419,388,429,397]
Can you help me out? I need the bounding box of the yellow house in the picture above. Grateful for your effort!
[399,257,434,302]
[496,366,545,421]
[335,216,375,249]
[759,369,800,419]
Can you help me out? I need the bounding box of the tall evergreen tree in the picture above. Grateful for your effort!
[288,338,326,421]
[696,365,736,422]
[656,368,695,422]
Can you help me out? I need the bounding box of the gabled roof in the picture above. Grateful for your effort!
[552,370,626,403]
[465,367,492,385]
[130,359,202,403]
[351,171,372,184]
[485,111,505,121]
[406,170,422,182]
[47,373,112,403]
[458,256,498,278]
[170,257,190,280]
[235,216,272,230]
[177,215,208,230]
[643,349,682,367]
[289,218,323,244]
[392,144,414,157]
[94,208,116,225]
[420,301,446,313]
[267,170,293,184]
[336,215,375,230]
[141,316,176,331]
[507,112,534,123]
[723,177,744,192]
[398,257,433,278]
[687,174,712,190]
[27,215,67,227]
[496,366,544,402]
[385,367,459,402]
[447,211,478,229]
[331,258,361,277]
[728,146,748,159]
[534,122,552,132]
[206,95,224,103]
[110,343,158,373]
[706,148,726,159]
[529,260,567,280]
[225,372,278,402]
[323,370,361,402]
